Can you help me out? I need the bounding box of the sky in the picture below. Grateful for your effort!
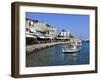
[26,12,90,40]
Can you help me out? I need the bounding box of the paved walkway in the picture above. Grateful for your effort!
[26,42,69,54]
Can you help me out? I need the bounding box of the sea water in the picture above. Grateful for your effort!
[26,41,89,67]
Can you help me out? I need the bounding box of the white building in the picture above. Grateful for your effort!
[25,18,57,39]
[59,29,70,37]
[55,29,71,41]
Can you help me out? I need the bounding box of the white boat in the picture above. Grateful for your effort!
[62,39,82,53]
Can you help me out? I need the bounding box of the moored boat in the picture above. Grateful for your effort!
[62,38,82,53]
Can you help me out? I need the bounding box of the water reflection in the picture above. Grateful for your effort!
[63,53,78,65]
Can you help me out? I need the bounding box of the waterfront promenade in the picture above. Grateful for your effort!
[26,42,68,54]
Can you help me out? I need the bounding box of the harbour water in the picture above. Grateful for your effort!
[26,41,89,67]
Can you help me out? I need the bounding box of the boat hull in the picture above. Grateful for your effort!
[62,48,80,53]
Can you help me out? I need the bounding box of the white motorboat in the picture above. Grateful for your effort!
[62,38,82,53]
